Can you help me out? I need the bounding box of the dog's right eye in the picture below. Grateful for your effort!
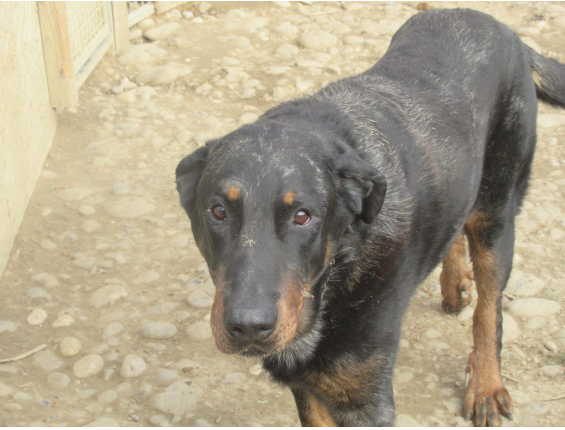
[211,205,227,221]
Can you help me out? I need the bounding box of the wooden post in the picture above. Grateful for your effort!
[37,1,77,108]
[111,1,129,56]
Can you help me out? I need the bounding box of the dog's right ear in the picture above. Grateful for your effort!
[176,140,218,214]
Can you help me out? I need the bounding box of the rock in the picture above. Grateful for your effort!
[32,273,59,288]
[133,270,160,284]
[60,337,82,357]
[73,354,104,378]
[272,22,299,37]
[121,354,147,378]
[27,308,47,325]
[0,321,17,333]
[40,240,57,249]
[103,322,124,338]
[129,28,142,40]
[395,414,422,426]
[84,417,120,427]
[344,35,364,45]
[502,313,520,344]
[52,314,74,328]
[82,219,100,233]
[537,113,565,128]
[117,90,137,104]
[298,30,338,50]
[506,270,545,297]
[78,205,96,216]
[105,197,155,218]
[119,49,152,66]
[13,391,32,401]
[144,23,181,41]
[149,415,167,426]
[186,321,212,341]
[136,66,178,85]
[170,359,202,372]
[506,298,561,317]
[150,302,180,315]
[97,390,118,403]
[33,350,63,371]
[89,285,127,309]
[177,130,193,143]
[187,290,213,308]
[544,341,558,351]
[58,188,94,201]
[541,364,563,378]
[525,402,549,415]
[156,369,178,384]
[117,122,140,136]
[193,419,212,426]
[276,43,300,58]
[138,322,177,339]
[27,287,51,301]
[0,383,13,397]
[249,364,263,376]
[264,66,291,75]
[152,380,204,414]
[423,328,442,339]
[72,256,95,270]
[239,113,258,125]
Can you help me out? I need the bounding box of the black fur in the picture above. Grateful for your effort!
[176,9,565,426]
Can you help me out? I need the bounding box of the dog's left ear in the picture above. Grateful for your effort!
[176,139,219,215]
[332,154,387,224]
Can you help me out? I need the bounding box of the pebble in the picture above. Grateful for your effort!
[186,321,213,341]
[0,320,17,333]
[117,122,140,136]
[78,205,96,216]
[121,354,147,378]
[272,22,299,37]
[155,369,178,384]
[149,415,167,426]
[506,269,545,297]
[502,312,520,344]
[133,270,160,284]
[73,354,104,378]
[525,402,549,415]
[13,391,33,401]
[249,364,263,375]
[58,188,94,201]
[395,414,422,426]
[40,239,57,249]
[129,28,142,40]
[104,197,155,218]
[537,113,565,128]
[239,113,259,125]
[276,43,299,58]
[506,298,561,317]
[33,350,63,371]
[193,419,212,426]
[144,22,181,41]
[544,341,558,351]
[27,308,48,325]
[187,290,214,308]
[89,285,127,308]
[0,383,13,397]
[47,372,70,389]
[32,272,59,288]
[60,337,82,357]
[97,390,118,403]
[103,322,124,338]
[423,328,442,339]
[152,380,204,414]
[136,66,179,85]
[138,322,177,339]
[84,417,120,427]
[52,314,74,327]
[81,219,100,233]
[72,256,95,270]
[540,365,563,377]
[298,30,338,50]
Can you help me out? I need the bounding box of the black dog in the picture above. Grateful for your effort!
[177,9,565,426]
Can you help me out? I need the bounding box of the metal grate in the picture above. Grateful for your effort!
[66,1,111,72]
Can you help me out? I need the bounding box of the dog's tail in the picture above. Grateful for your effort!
[524,44,565,108]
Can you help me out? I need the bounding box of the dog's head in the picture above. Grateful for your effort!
[176,120,386,357]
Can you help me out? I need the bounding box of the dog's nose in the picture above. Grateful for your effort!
[225,307,277,343]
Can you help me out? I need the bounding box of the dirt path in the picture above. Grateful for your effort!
[1,1,564,426]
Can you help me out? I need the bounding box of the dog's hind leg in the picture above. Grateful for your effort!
[440,231,474,314]
[462,211,515,426]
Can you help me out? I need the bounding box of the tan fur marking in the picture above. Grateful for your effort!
[532,70,543,89]
[305,395,337,427]
[271,276,305,352]
[226,186,240,201]
[209,266,234,354]
[463,212,513,425]
[440,231,474,313]
[284,191,296,205]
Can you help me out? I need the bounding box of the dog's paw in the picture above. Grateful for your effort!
[463,363,513,427]
[441,277,472,314]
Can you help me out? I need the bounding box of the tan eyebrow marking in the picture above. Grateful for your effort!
[284,191,296,205]
[226,186,240,201]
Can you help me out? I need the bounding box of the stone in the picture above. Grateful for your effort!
[239,113,258,125]
[136,66,179,85]
[187,322,213,341]
[0,383,13,397]
[344,35,364,45]
[78,205,96,215]
[89,285,127,309]
[138,322,177,339]
[502,312,520,344]
[544,341,558,351]
[506,270,545,297]
[40,239,57,249]
[60,337,82,357]
[105,197,155,218]
[193,419,212,426]
[103,322,124,338]
[58,188,94,201]
[119,49,152,66]
[276,43,300,58]
[423,328,442,339]
[156,369,178,384]
[144,23,181,41]
[73,354,104,378]
[52,314,74,327]
[150,302,180,315]
[395,414,422,426]
[298,30,338,50]
[537,113,565,128]
[152,380,204,415]
[13,391,32,401]
[72,256,95,270]
[81,219,100,233]
[33,350,62,371]
[506,298,561,317]
[540,365,563,377]
[27,308,47,325]
[133,270,160,284]
[525,402,549,415]
[0,321,17,333]
[129,28,142,40]
[249,364,263,375]
[97,390,118,403]
[272,22,299,37]
[187,290,213,308]
[32,272,59,288]
[121,354,147,378]
[117,122,140,136]
[84,417,120,427]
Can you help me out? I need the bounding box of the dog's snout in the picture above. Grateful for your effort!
[225,307,277,343]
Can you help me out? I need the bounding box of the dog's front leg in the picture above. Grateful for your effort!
[291,387,337,427]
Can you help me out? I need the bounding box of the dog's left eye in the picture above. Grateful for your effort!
[293,210,311,225]
[211,205,227,221]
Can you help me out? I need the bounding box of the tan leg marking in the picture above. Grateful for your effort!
[297,393,337,427]
[440,231,474,313]
[463,213,513,427]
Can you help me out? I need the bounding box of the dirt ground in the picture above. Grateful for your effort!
[1,1,565,427]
